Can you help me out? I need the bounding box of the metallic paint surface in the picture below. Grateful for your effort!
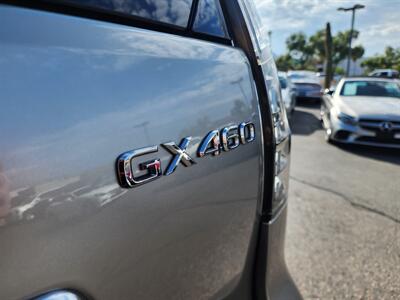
[0,5,263,300]
[265,207,302,300]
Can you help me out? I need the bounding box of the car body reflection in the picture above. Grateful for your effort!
[2,170,126,226]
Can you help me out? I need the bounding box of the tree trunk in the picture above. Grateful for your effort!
[324,22,333,89]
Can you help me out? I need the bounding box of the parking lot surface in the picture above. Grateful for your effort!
[285,103,400,299]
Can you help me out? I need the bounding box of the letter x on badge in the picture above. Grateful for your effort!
[162,137,196,176]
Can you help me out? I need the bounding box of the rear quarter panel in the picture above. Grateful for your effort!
[0,6,263,300]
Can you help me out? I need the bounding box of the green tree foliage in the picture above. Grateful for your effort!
[286,32,313,69]
[335,66,345,75]
[361,47,400,72]
[332,30,364,65]
[275,28,365,72]
[351,46,365,62]
[309,29,326,63]
[276,54,294,72]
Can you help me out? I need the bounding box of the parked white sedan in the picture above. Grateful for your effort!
[321,77,400,148]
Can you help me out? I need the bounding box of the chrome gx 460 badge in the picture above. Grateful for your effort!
[116,122,255,188]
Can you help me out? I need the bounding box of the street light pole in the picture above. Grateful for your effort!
[347,9,356,76]
[338,4,365,76]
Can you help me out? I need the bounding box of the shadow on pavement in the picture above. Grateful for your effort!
[337,144,400,165]
[295,98,321,108]
[290,109,322,136]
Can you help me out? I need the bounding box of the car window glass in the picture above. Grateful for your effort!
[385,82,400,97]
[192,0,228,38]
[341,81,400,98]
[60,0,193,27]
[342,82,360,95]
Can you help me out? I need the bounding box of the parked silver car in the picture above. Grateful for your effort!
[278,71,297,116]
[321,77,400,147]
[369,69,399,79]
[0,1,300,300]
[288,70,322,101]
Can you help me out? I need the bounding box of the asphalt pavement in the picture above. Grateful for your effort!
[285,102,400,300]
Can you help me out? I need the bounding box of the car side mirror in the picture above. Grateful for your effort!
[324,88,334,96]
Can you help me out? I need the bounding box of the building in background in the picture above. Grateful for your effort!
[337,58,367,76]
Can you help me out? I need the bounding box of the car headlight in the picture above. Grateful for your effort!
[337,112,357,125]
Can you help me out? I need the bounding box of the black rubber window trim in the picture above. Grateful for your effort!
[0,0,232,46]
[187,0,200,30]
[219,0,275,220]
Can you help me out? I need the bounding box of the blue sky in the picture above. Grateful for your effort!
[254,0,400,57]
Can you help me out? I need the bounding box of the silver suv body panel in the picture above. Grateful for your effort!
[0,6,264,299]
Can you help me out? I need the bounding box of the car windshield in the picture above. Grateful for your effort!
[340,80,400,98]
[279,77,287,89]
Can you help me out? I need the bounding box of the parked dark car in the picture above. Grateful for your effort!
[288,70,322,102]
[0,1,300,299]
